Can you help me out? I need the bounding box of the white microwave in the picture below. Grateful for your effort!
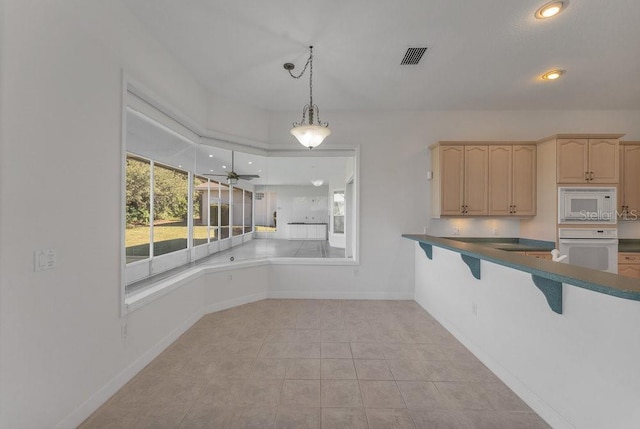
[558,187,617,224]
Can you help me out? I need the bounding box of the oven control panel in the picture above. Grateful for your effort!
[558,228,618,239]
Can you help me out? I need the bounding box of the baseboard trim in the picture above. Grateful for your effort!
[54,308,204,429]
[203,292,268,314]
[414,298,574,429]
[267,290,414,300]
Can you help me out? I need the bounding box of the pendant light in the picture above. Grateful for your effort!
[284,46,331,149]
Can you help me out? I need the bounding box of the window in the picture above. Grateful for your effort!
[232,187,244,236]
[219,182,230,239]
[208,181,220,242]
[244,190,253,233]
[153,163,189,256]
[124,85,357,301]
[193,176,209,247]
[124,106,258,290]
[333,190,345,234]
[125,156,151,263]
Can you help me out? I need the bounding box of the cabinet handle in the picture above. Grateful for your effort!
[512,205,517,214]
[461,205,465,214]
[584,172,589,181]
[590,171,594,180]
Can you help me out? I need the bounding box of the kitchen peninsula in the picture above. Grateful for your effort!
[403,233,640,429]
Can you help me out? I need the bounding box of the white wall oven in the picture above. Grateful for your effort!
[558,187,616,224]
[558,228,618,274]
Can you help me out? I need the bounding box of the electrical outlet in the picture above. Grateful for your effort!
[492,228,499,236]
[121,322,128,340]
[423,226,428,234]
[227,273,233,281]
[472,303,478,316]
[354,268,360,277]
[452,227,461,235]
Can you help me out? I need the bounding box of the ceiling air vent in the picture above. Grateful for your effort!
[400,47,428,65]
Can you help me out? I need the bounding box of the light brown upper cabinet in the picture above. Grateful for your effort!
[431,143,537,218]
[463,146,489,215]
[620,142,640,219]
[557,138,619,184]
[438,145,465,215]
[431,144,488,216]
[488,145,536,216]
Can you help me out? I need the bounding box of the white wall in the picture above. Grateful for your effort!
[413,242,640,429]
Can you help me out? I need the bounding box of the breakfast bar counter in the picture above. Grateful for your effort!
[402,234,640,312]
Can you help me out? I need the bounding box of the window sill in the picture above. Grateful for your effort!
[123,257,358,314]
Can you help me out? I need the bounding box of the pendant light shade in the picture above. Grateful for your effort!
[290,124,332,149]
[284,46,331,149]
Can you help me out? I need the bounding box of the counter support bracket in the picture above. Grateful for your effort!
[461,255,481,280]
[419,243,433,260]
[531,275,563,314]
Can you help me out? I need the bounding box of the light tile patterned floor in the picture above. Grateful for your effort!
[80,299,551,429]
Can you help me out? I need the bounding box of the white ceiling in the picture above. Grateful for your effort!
[123,0,640,111]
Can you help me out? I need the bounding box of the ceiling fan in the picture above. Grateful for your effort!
[204,151,259,184]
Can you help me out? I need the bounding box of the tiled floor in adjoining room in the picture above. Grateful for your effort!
[80,299,550,429]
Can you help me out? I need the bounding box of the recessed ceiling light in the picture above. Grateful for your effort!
[311,179,324,187]
[210,169,214,172]
[535,1,568,19]
[541,69,565,80]
[209,154,213,158]
[222,165,227,169]
[248,161,252,165]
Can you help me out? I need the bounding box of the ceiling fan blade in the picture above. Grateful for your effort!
[237,175,260,180]
[203,173,228,177]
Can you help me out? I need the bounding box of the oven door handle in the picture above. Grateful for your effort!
[558,239,618,245]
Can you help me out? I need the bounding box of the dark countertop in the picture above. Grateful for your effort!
[287,222,328,225]
[619,239,640,253]
[444,237,555,253]
[402,234,640,302]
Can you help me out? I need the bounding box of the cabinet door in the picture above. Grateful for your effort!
[622,145,640,215]
[511,145,536,216]
[525,251,552,260]
[464,146,488,215]
[557,139,588,183]
[588,139,619,183]
[488,146,512,215]
[440,146,465,215]
[618,264,640,279]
